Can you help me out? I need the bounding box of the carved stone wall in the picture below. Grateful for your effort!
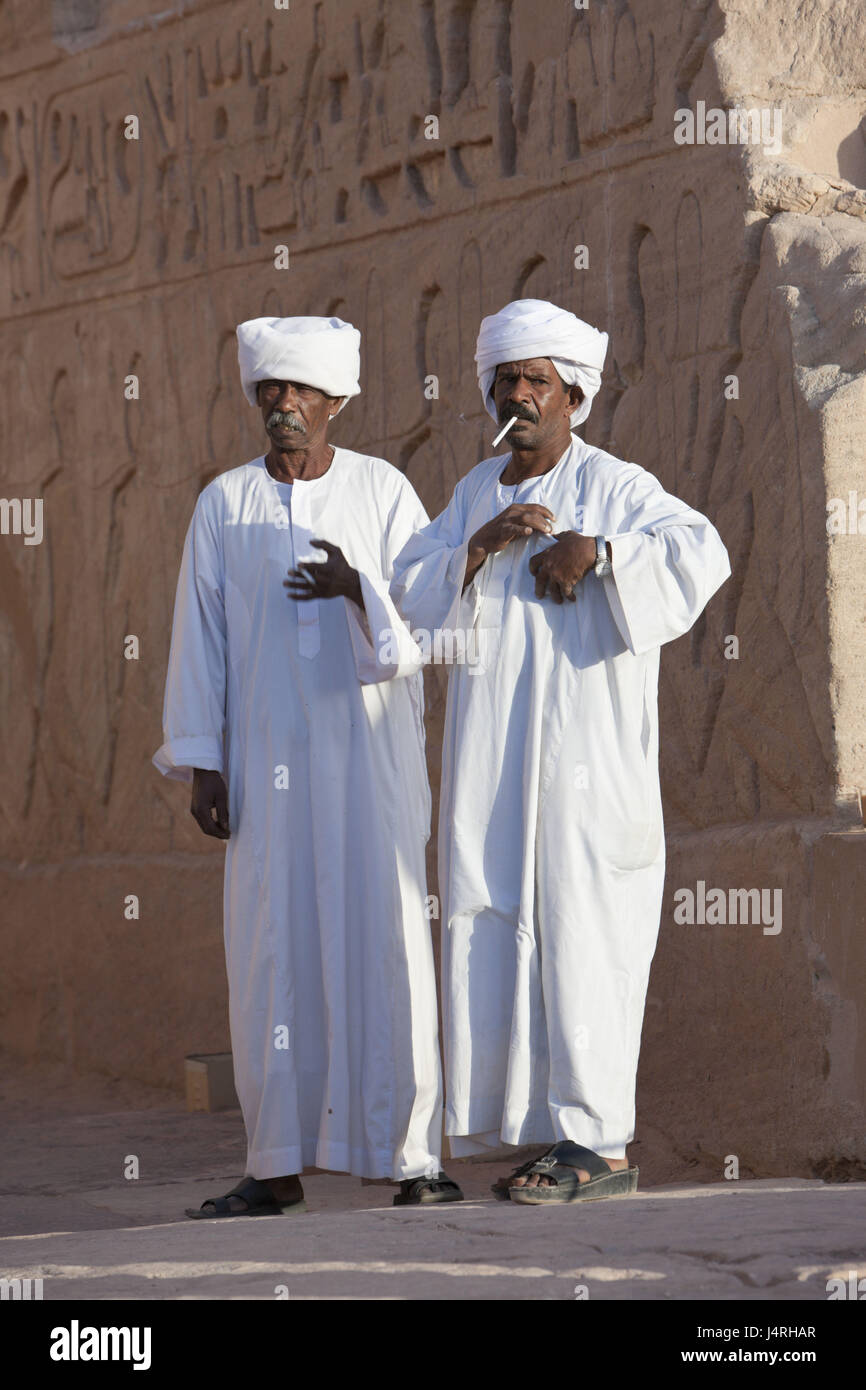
[1,0,864,1174]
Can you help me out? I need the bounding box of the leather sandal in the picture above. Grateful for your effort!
[393,1172,465,1205]
[507,1140,638,1204]
[185,1175,307,1219]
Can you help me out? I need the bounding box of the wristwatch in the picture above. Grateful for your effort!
[594,535,612,578]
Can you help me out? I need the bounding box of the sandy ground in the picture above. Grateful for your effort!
[1,1060,863,1301]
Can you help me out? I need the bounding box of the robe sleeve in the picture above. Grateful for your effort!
[152,487,227,783]
[343,475,430,684]
[600,465,731,656]
[389,477,483,640]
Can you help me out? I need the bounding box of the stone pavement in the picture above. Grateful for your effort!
[1,1064,863,1300]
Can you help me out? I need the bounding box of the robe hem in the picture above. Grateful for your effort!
[446,1118,631,1161]
[248,1140,442,1183]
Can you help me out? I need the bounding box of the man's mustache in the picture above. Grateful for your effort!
[267,409,306,432]
[499,404,538,424]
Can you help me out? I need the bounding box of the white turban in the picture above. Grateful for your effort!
[475,298,609,429]
[236,315,361,411]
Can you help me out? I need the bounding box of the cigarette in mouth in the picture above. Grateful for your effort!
[492,415,519,448]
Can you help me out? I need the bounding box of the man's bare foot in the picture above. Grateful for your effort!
[508,1154,630,1190]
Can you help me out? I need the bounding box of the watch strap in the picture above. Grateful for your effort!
[594,535,612,577]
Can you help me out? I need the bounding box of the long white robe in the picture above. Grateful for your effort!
[391,434,731,1159]
[154,449,443,1181]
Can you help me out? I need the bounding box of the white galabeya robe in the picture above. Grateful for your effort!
[154,450,442,1181]
[391,434,731,1159]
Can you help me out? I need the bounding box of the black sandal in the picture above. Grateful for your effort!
[507,1141,639,1204]
[185,1175,307,1219]
[393,1172,465,1206]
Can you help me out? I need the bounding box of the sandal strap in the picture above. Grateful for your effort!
[507,1153,546,1181]
[402,1172,460,1197]
[199,1177,277,1213]
[529,1141,612,1182]
[427,1177,461,1194]
[200,1195,233,1214]
[225,1176,274,1206]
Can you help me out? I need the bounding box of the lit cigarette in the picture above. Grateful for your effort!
[492,415,519,448]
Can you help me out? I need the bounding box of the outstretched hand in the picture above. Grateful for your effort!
[283,539,364,610]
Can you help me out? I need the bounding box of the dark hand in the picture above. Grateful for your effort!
[191,769,230,839]
[283,539,364,610]
[527,531,597,603]
[464,504,556,588]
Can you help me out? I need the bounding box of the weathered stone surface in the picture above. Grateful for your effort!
[2,1181,864,1301]
[0,1,864,1171]
[1,1062,863,1300]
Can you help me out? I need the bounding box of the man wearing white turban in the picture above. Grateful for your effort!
[154,315,463,1215]
[391,298,730,1204]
